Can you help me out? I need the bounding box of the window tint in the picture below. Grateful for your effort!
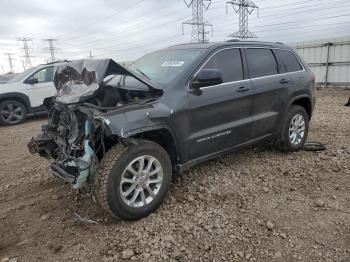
[245,48,278,78]
[202,48,243,83]
[274,49,303,73]
[29,67,54,83]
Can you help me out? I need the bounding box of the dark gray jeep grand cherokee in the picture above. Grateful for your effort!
[28,41,315,220]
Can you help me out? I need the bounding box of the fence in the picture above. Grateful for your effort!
[290,36,350,87]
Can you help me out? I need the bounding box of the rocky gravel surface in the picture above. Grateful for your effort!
[0,90,349,262]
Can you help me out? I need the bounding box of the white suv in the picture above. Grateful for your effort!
[0,62,67,125]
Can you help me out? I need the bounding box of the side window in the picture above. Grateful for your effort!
[274,49,303,73]
[202,48,243,83]
[245,48,278,78]
[28,67,54,83]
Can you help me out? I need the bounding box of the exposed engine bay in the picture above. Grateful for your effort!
[28,59,162,189]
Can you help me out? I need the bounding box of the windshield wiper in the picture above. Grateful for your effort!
[134,68,151,80]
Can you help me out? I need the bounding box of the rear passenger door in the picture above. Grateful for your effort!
[273,48,305,89]
[244,48,293,139]
[187,48,254,159]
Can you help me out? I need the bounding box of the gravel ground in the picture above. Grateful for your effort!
[0,90,349,262]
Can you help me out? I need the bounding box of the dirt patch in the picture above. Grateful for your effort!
[0,90,349,261]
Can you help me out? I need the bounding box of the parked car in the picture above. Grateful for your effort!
[28,41,315,220]
[0,61,68,125]
[0,73,16,84]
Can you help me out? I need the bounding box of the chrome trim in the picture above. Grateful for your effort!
[186,46,306,91]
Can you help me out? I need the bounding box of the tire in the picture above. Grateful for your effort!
[0,100,27,126]
[95,139,172,220]
[276,105,309,151]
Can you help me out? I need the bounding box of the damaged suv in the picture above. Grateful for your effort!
[28,41,315,220]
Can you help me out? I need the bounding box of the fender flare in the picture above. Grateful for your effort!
[278,94,312,133]
[0,92,32,112]
[107,123,180,162]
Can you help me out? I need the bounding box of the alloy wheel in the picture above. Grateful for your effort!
[0,102,25,124]
[288,114,305,145]
[120,155,163,208]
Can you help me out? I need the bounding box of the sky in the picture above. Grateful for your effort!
[0,0,350,73]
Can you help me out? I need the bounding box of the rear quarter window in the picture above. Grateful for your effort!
[274,49,303,73]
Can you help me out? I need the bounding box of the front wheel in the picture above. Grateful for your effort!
[95,139,172,220]
[276,105,309,151]
[0,100,27,125]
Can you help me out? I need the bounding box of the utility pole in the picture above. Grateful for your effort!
[4,53,15,73]
[226,0,259,39]
[182,0,213,43]
[43,39,59,62]
[1,65,4,75]
[16,37,33,69]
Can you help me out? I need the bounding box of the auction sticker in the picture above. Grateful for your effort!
[161,61,184,67]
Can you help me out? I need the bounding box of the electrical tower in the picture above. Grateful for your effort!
[16,37,33,69]
[226,0,258,39]
[4,53,15,73]
[89,50,95,60]
[182,0,213,43]
[43,39,59,62]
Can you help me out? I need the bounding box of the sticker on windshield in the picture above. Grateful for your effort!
[161,61,184,67]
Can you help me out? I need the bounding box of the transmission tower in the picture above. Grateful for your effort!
[4,53,15,73]
[226,0,259,39]
[16,37,33,69]
[182,0,213,43]
[43,39,59,62]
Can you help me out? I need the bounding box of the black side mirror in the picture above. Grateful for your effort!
[191,69,223,89]
[26,78,38,85]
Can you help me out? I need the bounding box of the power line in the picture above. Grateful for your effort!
[226,0,259,39]
[16,37,33,69]
[43,39,59,62]
[4,53,15,73]
[58,0,146,39]
[182,0,213,43]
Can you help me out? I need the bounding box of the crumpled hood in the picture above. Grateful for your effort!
[54,59,162,104]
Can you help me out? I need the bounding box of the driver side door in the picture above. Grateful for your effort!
[23,66,56,107]
[187,47,254,159]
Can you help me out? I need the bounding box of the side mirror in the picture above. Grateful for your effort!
[191,69,223,89]
[26,78,38,85]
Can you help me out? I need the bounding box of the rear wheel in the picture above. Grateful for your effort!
[0,100,27,125]
[276,105,309,151]
[95,139,172,220]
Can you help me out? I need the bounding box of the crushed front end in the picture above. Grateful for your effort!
[28,99,108,188]
[28,59,162,189]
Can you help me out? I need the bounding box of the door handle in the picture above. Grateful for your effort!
[237,86,250,93]
[279,78,289,84]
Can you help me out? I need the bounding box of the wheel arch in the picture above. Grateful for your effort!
[103,125,179,167]
[0,92,32,112]
[129,127,179,166]
[291,96,312,119]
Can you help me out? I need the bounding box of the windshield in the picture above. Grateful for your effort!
[7,67,38,83]
[129,48,205,88]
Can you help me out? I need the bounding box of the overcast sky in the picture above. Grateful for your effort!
[1,0,349,73]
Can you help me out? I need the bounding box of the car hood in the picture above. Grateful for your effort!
[0,82,23,93]
[54,59,163,104]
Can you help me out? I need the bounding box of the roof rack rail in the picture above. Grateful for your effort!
[275,41,284,45]
[43,59,71,65]
[226,39,240,42]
